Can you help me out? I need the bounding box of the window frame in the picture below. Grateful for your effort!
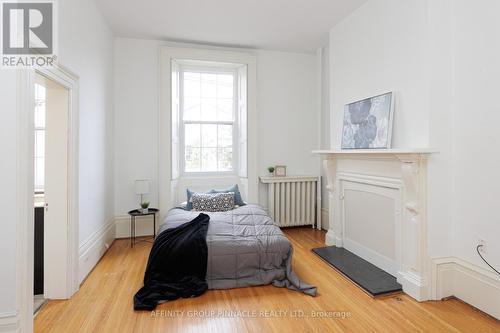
[178,64,239,176]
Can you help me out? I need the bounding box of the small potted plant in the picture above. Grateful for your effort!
[267,166,275,176]
[141,201,150,213]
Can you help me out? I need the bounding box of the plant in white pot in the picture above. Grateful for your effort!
[267,166,275,176]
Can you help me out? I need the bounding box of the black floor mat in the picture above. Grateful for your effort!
[312,246,402,297]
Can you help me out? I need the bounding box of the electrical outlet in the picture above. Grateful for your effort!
[478,238,486,253]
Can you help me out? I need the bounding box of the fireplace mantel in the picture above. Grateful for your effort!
[313,148,437,155]
[313,148,437,301]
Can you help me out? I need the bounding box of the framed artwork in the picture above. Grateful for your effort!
[341,92,394,149]
[274,165,287,177]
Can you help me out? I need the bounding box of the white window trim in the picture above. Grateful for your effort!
[177,64,239,176]
[159,46,258,218]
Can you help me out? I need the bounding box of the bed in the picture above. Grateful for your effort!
[160,204,316,293]
[134,203,316,310]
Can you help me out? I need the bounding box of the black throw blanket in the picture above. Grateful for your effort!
[134,213,210,310]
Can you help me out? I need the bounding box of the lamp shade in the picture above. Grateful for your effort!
[135,179,150,195]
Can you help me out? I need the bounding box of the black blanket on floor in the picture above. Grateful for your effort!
[134,213,210,310]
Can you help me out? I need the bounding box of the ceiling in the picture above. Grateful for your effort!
[94,0,367,53]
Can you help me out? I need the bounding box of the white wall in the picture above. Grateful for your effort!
[319,46,330,164]
[451,0,500,269]
[319,45,330,229]
[327,0,500,317]
[329,0,430,149]
[113,38,319,215]
[255,49,319,206]
[58,0,115,245]
[113,38,160,215]
[426,0,454,259]
[0,0,114,323]
[0,71,19,316]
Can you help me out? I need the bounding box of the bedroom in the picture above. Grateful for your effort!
[0,0,499,332]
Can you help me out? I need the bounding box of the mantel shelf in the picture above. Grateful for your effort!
[312,148,437,155]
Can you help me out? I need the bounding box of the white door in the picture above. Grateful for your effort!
[41,75,70,299]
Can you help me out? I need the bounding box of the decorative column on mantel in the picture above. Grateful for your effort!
[312,148,437,301]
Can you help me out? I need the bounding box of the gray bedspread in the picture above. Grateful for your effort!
[159,204,317,296]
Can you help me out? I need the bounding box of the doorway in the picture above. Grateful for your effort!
[14,66,80,331]
[33,73,74,312]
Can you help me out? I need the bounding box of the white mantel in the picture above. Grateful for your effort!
[313,148,437,301]
[313,148,437,155]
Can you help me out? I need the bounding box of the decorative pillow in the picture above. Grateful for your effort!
[186,184,245,210]
[186,188,210,210]
[191,192,235,212]
[209,184,246,207]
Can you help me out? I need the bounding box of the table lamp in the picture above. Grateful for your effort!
[134,179,150,210]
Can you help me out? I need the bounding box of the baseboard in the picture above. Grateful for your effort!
[0,312,19,333]
[78,218,115,284]
[115,215,159,238]
[396,270,429,302]
[432,257,500,319]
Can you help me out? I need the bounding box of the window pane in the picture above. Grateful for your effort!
[183,97,200,120]
[184,72,200,97]
[201,73,216,98]
[181,68,236,174]
[218,125,232,147]
[185,147,201,172]
[217,74,233,99]
[200,97,217,121]
[201,124,217,147]
[35,83,46,100]
[34,157,44,190]
[34,103,45,128]
[185,124,200,147]
[201,148,217,171]
[218,148,232,171]
[34,84,46,128]
[35,129,45,158]
[217,98,233,121]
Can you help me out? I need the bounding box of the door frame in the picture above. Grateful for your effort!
[17,64,79,332]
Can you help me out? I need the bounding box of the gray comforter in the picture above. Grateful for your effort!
[159,204,316,296]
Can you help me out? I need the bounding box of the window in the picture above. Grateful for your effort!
[179,65,237,174]
[162,47,256,208]
[34,83,46,192]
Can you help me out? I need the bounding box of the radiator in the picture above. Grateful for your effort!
[260,176,321,229]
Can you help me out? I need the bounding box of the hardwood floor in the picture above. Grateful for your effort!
[35,228,499,333]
